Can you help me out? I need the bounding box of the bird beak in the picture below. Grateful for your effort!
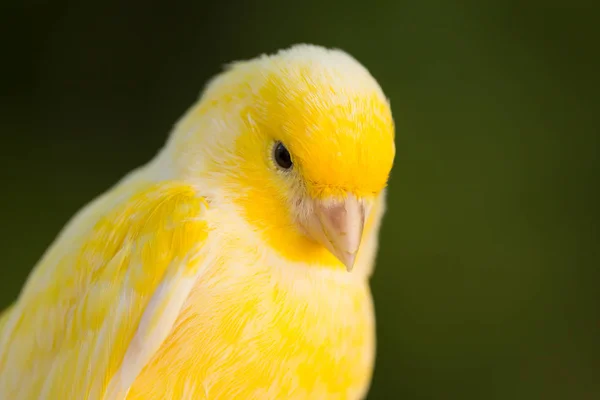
[301,194,366,271]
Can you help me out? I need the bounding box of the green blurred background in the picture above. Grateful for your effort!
[1,1,598,399]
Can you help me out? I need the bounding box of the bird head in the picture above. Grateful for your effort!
[165,44,395,271]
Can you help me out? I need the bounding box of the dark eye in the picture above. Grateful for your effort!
[273,141,293,170]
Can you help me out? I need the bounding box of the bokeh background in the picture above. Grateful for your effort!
[1,1,598,399]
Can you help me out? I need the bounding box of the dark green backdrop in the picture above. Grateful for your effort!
[1,1,598,399]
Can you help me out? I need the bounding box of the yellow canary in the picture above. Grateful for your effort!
[0,44,395,399]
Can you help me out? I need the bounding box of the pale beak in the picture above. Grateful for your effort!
[301,194,366,271]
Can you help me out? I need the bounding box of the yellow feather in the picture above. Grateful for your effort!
[0,182,208,399]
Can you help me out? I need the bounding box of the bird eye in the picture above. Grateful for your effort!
[273,141,293,170]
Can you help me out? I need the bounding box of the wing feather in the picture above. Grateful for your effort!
[0,181,210,400]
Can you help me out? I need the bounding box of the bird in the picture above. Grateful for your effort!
[0,44,395,399]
